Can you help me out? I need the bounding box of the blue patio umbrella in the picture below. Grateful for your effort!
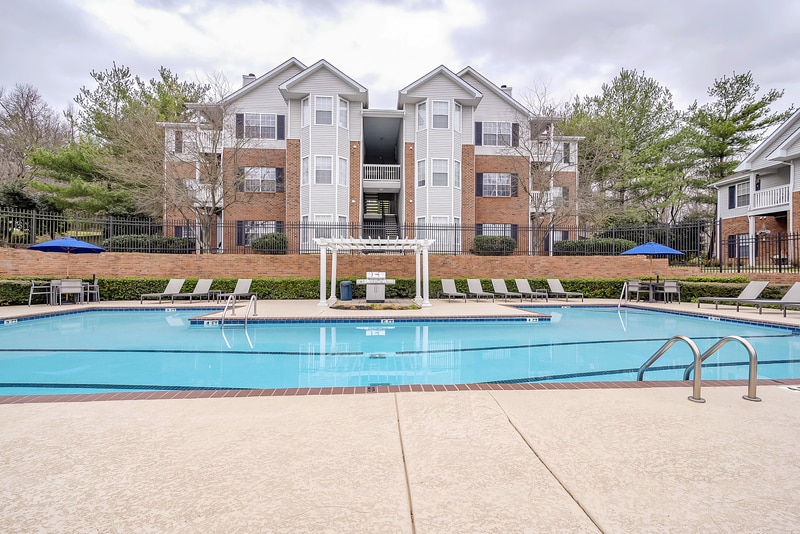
[29,237,105,276]
[621,241,684,279]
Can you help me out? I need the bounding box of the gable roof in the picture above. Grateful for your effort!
[736,108,800,171]
[222,57,307,104]
[397,65,482,109]
[278,59,368,104]
[457,66,530,116]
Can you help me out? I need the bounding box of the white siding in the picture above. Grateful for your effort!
[752,126,800,171]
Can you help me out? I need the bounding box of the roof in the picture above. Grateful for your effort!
[279,59,368,105]
[457,66,531,116]
[397,65,483,109]
[736,108,800,171]
[221,57,307,104]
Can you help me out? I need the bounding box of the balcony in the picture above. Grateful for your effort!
[752,184,790,211]
[530,191,554,213]
[362,164,401,192]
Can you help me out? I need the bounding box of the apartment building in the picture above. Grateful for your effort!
[160,58,581,253]
[713,109,800,265]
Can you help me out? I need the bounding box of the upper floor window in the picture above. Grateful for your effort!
[562,142,571,164]
[301,157,309,185]
[454,103,462,132]
[476,172,518,198]
[454,160,461,189]
[432,159,448,186]
[338,157,348,186]
[483,121,511,146]
[432,101,449,129]
[417,102,427,130]
[315,156,333,184]
[235,113,285,140]
[302,98,310,127]
[339,98,348,128]
[238,166,284,193]
[416,159,426,187]
[316,96,333,125]
[728,182,749,209]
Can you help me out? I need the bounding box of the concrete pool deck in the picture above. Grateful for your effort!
[2,298,800,531]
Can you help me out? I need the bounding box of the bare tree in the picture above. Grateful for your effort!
[0,84,68,184]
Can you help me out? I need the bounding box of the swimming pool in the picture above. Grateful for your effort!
[2,306,800,395]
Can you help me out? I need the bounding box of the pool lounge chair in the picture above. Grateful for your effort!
[172,279,214,302]
[491,279,523,301]
[440,279,467,302]
[140,278,185,304]
[696,281,769,310]
[514,279,548,301]
[547,279,584,301]
[466,279,494,302]
[740,282,800,316]
[218,278,257,302]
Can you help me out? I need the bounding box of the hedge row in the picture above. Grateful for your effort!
[2,276,784,307]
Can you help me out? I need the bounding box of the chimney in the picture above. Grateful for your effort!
[500,84,513,97]
[242,73,256,87]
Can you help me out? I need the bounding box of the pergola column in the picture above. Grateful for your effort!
[414,249,422,304]
[329,247,338,301]
[421,246,431,307]
[318,245,327,306]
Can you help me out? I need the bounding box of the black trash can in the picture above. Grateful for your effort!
[339,280,353,301]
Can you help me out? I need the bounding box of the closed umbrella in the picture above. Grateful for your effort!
[29,237,105,277]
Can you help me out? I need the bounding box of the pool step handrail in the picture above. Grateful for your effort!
[243,295,258,328]
[682,335,761,402]
[638,335,761,403]
[618,281,627,309]
[220,295,237,328]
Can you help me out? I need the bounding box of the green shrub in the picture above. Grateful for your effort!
[553,238,638,256]
[102,234,194,254]
[252,232,288,254]
[473,235,516,256]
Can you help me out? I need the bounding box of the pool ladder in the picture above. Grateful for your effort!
[221,295,258,329]
[637,335,761,403]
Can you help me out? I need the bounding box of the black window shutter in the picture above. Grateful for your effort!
[174,130,183,153]
[236,167,244,192]
[276,168,284,192]
[510,224,518,244]
[474,122,482,146]
[277,115,285,140]
[510,174,518,197]
[276,221,285,234]
[236,221,245,246]
[175,226,183,238]
[235,114,244,138]
[476,223,483,236]
[475,173,483,197]
[728,186,736,209]
[727,235,736,258]
[511,123,519,147]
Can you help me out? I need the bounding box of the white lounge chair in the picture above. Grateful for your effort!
[547,279,584,301]
[440,279,467,302]
[491,279,523,301]
[696,281,769,310]
[140,278,185,304]
[466,279,494,302]
[514,279,548,302]
[740,282,800,316]
[172,279,214,302]
[218,279,256,302]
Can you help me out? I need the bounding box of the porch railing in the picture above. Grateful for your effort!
[752,184,789,210]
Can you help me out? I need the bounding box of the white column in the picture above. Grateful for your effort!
[318,245,328,306]
[421,246,431,307]
[414,247,422,304]
[329,247,338,301]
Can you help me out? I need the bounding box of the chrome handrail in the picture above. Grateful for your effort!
[682,335,760,402]
[637,335,704,402]
[220,295,237,328]
[243,295,258,328]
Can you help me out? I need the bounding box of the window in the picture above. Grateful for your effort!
[454,160,461,189]
[302,98,309,127]
[479,223,513,237]
[736,182,750,207]
[174,130,183,153]
[482,121,512,146]
[238,167,284,193]
[563,142,571,164]
[315,214,333,239]
[174,224,195,239]
[432,101,449,128]
[417,102,427,130]
[432,159,448,186]
[728,234,752,258]
[339,98,348,128]
[454,103,462,132]
[301,215,310,250]
[415,217,426,239]
[416,159,426,187]
[236,220,283,246]
[245,113,276,139]
[315,156,332,184]
[337,215,347,237]
[301,157,309,185]
[552,186,570,206]
[338,157,348,186]
[315,96,333,125]
[481,173,511,197]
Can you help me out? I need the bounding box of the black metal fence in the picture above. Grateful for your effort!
[712,218,800,273]
[0,207,719,265]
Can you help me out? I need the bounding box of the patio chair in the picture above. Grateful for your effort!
[466,279,494,302]
[57,279,85,305]
[740,282,800,317]
[546,279,584,301]
[172,279,214,302]
[28,280,54,306]
[440,279,467,302]
[218,279,256,302]
[625,280,645,302]
[696,281,769,310]
[140,279,186,304]
[514,279,549,302]
[491,279,523,301]
[653,280,681,303]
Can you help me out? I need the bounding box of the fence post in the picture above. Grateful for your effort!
[778,232,783,273]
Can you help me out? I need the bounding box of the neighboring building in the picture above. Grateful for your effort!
[713,109,800,265]
[160,58,581,253]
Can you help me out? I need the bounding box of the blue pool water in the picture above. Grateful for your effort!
[1,307,800,395]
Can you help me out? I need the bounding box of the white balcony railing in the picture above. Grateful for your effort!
[362,164,401,182]
[752,184,790,210]
[531,191,554,213]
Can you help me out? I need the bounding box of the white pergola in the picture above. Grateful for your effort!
[313,237,436,307]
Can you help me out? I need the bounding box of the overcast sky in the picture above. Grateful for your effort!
[2,0,798,116]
